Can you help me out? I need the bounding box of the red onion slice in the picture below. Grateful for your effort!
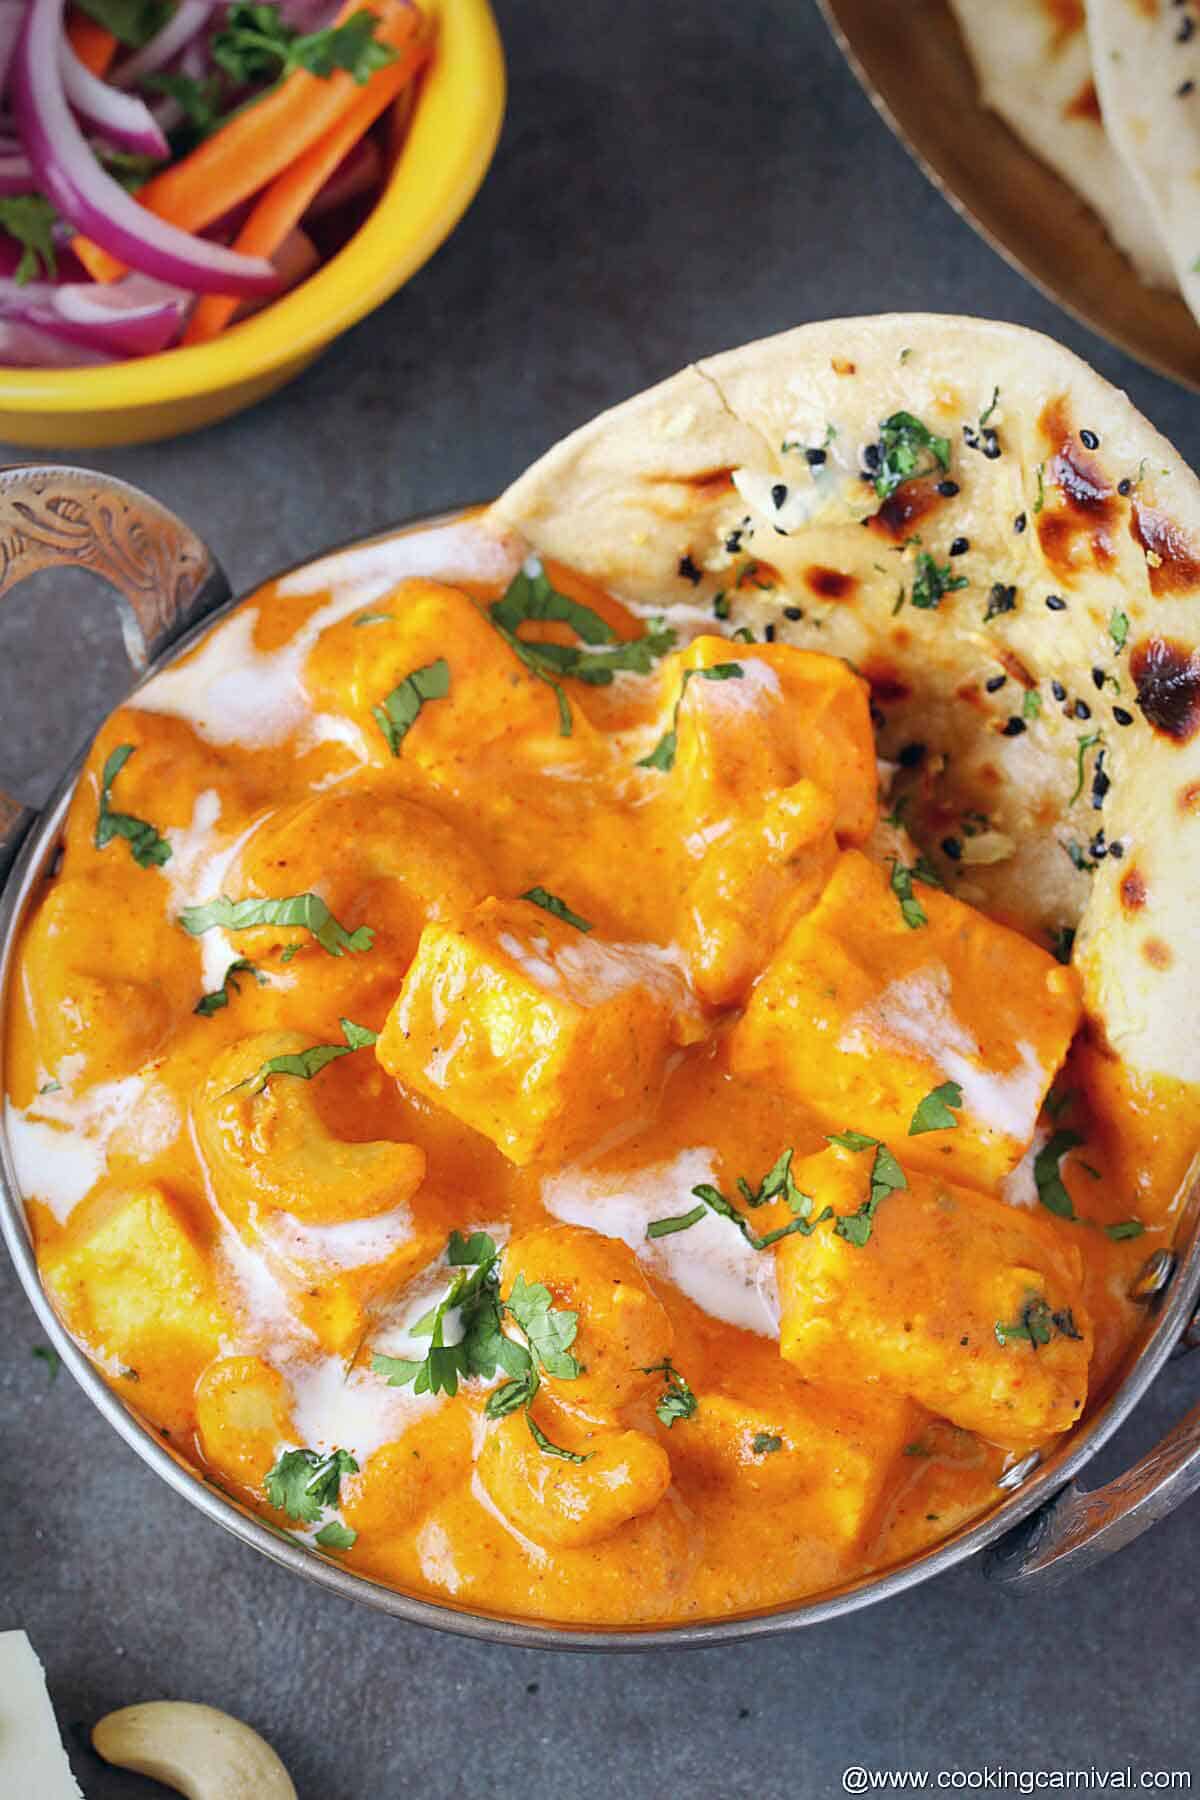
[60,41,170,158]
[0,0,24,97]
[113,0,214,90]
[0,145,34,194]
[0,315,114,365]
[0,272,187,354]
[14,0,281,297]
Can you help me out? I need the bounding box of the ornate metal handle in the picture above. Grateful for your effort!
[0,465,230,883]
[984,1396,1200,1591]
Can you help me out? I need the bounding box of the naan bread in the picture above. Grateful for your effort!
[948,0,1176,290]
[489,315,1200,1086]
[1088,0,1200,315]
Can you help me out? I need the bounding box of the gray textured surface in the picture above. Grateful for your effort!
[2,2,1199,1794]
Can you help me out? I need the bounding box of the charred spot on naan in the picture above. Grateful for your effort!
[1037,398,1120,579]
[1130,501,1200,596]
[805,566,856,600]
[1130,635,1200,743]
[867,479,950,542]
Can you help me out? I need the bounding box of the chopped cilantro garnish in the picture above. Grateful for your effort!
[825,1134,907,1246]
[1034,1129,1083,1219]
[888,854,942,929]
[979,386,1000,426]
[94,745,172,869]
[195,958,263,1017]
[75,0,169,45]
[233,1017,377,1096]
[353,611,393,627]
[645,1204,708,1239]
[371,1232,588,1461]
[0,196,59,284]
[373,657,450,756]
[142,69,223,138]
[911,553,967,611]
[1106,1219,1145,1241]
[179,892,374,956]
[488,559,675,736]
[994,1295,1082,1350]
[751,1432,783,1455]
[520,887,593,932]
[1034,464,1045,514]
[265,1446,358,1525]
[871,412,951,501]
[314,1519,357,1551]
[32,1345,61,1382]
[667,1148,832,1252]
[1070,732,1102,806]
[1022,689,1042,722]
[637,662,744,771]
[211,2,397,84]
[1109,609,1129,652]
[909,1081,963,1136]
[1049,926,1076,965]
[641,1359,698,1427]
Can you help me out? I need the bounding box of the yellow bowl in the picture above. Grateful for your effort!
[0,0,505,449]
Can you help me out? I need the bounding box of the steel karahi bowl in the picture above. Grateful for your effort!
[817,0,1200,395]
[3,465,1200,1648]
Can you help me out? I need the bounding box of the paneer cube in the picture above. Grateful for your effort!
[679,779,839,1006]
[42,1183,229,1437]
[659,636,877,845]
[303,578,596,778]
[663,1380,917,1549]
[775,1147,1092,1448]
[376,898,692,1165]
[729,850,1081,1190]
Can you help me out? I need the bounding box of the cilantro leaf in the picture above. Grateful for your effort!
[888,854,941,929]
[994,1296,1082,1350]
[1022,689,1042,722]
[314,1519,357,1550]
[195,958,263,1017]
[871,412,951,501]
[211,2,398,85]
[179,892,374,956]
[488,558,675,736]
[1034,1129,1083,1219]
[353,611,394,627]
[826,1134,907,1246]
[235,1017,377,1095]
[637,662,744,771]
[526,1414,591,1463]
[94,745,172,868]
[142,70,224,137]
[1049,926,1076,965]
[1070,732,1101,807]
[1106,1219,1145,1241]
[264,1446,359,1524]
[372,657,450,756]
[641,1359,697,1427]
[910,553,967,611]
[1109,609,1129,652]
[751,1433,783,1455]
[909,1081,963,1136]
[504,1272,582,1380]
[521,887,593,932]
[74,0,169,47]
[0,196,59,285]
[646,1203,709,1239]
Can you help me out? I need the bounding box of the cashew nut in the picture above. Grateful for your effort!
[92,1701,296,1800]
[195,1030,425,1224]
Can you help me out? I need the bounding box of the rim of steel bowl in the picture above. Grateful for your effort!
[2,502,1199,1651]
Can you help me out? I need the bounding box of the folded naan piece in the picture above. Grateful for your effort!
[1088,0,1200,318]
[489,315,1200,1092]
[948,0,1176,290]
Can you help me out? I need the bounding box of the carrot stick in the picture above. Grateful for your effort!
[73,0,421,284]
[182,43,421,344]
[66,9,118,75]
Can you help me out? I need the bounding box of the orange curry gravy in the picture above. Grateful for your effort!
[3,517,1190,1626]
